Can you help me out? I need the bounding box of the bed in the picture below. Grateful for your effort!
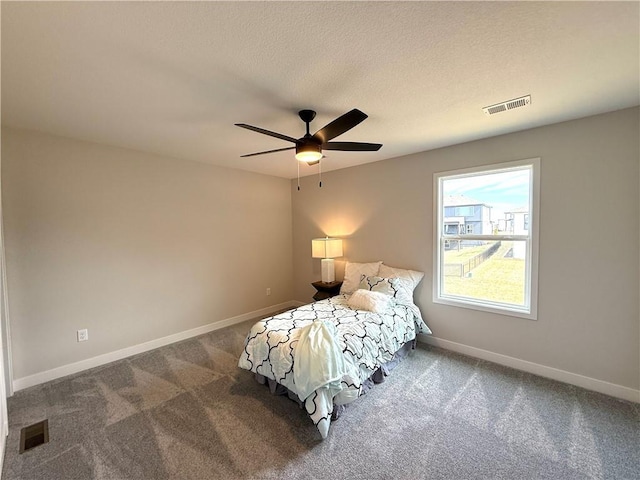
[238,262,431,438]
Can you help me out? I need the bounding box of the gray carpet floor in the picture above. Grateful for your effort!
[2,317,639,480]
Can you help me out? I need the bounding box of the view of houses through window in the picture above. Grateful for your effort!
[434,159,539,318]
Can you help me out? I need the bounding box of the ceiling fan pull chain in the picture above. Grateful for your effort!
[319,160,322,187]
[297,161,301,191]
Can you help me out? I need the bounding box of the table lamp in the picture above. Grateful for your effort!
[312,237,343,283]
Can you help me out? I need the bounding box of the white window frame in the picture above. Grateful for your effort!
[433,158,540,320]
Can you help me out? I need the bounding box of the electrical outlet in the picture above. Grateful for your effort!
[77,329,89,342]
[266,288,271,296]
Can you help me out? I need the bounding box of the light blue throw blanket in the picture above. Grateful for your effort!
[293,320,347,402]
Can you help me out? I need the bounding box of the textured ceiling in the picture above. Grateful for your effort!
[2,1,638,179]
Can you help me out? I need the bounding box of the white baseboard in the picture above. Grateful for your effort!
[16,308,636,403]
[13,301,299,392]
[418,334,639,403]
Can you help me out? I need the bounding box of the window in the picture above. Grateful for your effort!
[445,223,460,235]
[454,206,474,217]
[434,159,539,319]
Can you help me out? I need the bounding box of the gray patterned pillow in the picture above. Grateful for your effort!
[340,261,382,294]
[359,274,413,306]
[358,275,398,296]
[378,264,424,306]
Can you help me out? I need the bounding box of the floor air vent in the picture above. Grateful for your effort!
[483,95,531,115]
[19,419,49,453]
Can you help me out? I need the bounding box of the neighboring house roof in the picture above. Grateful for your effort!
[444,194,490,208]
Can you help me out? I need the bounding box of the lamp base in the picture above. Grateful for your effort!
[320,258,335,283]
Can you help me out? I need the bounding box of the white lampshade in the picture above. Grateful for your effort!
[312,237,343,259]
[312,237,343,283]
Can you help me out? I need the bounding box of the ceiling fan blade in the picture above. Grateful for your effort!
[323,141,382,151]
[312,109,368,143]
[240,146,295,157]
[235,123,299,144]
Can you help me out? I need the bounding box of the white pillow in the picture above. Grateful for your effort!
[340,261,382,294]
[347,289,393,314]
[378,264,425,306]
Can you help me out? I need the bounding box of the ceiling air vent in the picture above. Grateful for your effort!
[483,95,531,116]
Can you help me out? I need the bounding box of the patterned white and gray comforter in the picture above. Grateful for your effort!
[238,294,429,438]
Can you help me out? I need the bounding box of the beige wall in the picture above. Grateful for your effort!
[3,109,639,393]
[2,127,293,380]
[292,107,640,391]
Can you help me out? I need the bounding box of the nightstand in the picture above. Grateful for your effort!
[311,280,343,301]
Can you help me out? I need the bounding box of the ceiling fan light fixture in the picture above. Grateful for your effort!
[295,143,322,163]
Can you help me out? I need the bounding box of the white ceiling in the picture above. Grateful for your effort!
[2,1,638,179]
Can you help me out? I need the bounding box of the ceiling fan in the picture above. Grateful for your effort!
[235,109,382,166]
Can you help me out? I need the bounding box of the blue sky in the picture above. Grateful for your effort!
[443,168,530,217]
